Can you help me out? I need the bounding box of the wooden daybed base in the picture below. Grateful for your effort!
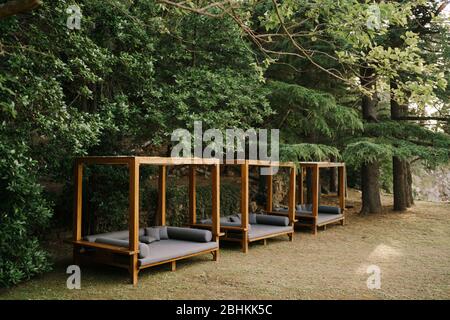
[73,237,219,274]
[269,210,345,233]
[192,220,294,253]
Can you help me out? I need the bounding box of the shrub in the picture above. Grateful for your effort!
[0,139,52,287]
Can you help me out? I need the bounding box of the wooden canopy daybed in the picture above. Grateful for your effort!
[271,162,346,234]
[72,156,221,286]
[194,160,296,253]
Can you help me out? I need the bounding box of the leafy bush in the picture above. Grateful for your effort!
[0,138,52,287]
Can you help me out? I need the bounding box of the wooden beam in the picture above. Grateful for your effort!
[338,166,346,212]
[241,161,249,253]
[157,165,167,226]
[129,158,139,286]
[288,167,296,226]
[189,165,197,224]
[298,167,304,205]
[211,164,220,242]
[266,171,273,212]
[312,165,319,218]
[73,161,83,241]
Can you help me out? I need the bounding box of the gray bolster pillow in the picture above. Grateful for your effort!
[318,205,341,214]
[256,214,289,226]
[167,227,212,242]
[95,237,150,259]
[85,229,145,242]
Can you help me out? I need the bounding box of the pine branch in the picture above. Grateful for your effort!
[393,116,450,121]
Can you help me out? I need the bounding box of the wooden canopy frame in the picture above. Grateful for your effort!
[193,160,296,253]
[72,156,221,285]
[296,162,346,234]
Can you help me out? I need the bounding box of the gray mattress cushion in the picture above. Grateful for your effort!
[316,213,343,224]
[85,228,145,242]
[249,213,257,224]
[138,239,218,266]
[95,237,150,259]
[167,226,212,242]
[248,224,293,240]
[292,212,344,224]
[255,214,289,226]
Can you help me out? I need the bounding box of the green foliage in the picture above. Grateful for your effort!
[343,140,393,167]
[267,80,363,140]
[344,121,450,168]
[0,136,52,287]
[144,182,241,228]
[280,143,340,163]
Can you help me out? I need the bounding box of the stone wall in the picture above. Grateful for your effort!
[412,163,450,202]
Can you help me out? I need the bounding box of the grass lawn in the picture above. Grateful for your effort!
[1,189,449,300]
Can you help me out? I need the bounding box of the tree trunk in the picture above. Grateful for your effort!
[360,162,383,214]
[405,161,414,207]
[393,156,407,211]
[360,66,383,214]
[391,79,412,211]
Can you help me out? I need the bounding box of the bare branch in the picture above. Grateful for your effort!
[0,0,42,19]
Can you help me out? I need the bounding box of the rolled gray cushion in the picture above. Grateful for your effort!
[256,214,289,226]
[95,237,150,259]
[85,228,145,242]
[145,227,161,241]
[274,207,288,212]
[199,218,212,224]
[318,205,341,214]
[158,226,169,240]
[167,226,212,243]
[139,235,157,244]
[220,217,230,223]
[249,213,257,224]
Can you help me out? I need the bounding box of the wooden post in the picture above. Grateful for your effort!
[157,165,166,226]
[73,160,83,242]
[338,165,346,212]
[129,158,140,286]
[241,161,249,253]
[312,165,319,235]
[266,170,273,212]
[288,166,296,227]
[211,164,220,242]
[171,261,176,272]
[73,160,83,265]
[298,167,304,205]
[189,165,197,224]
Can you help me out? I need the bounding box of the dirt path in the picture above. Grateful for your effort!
[1,190,449,299]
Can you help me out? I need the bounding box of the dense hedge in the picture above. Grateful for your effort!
[0,138,52,287]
